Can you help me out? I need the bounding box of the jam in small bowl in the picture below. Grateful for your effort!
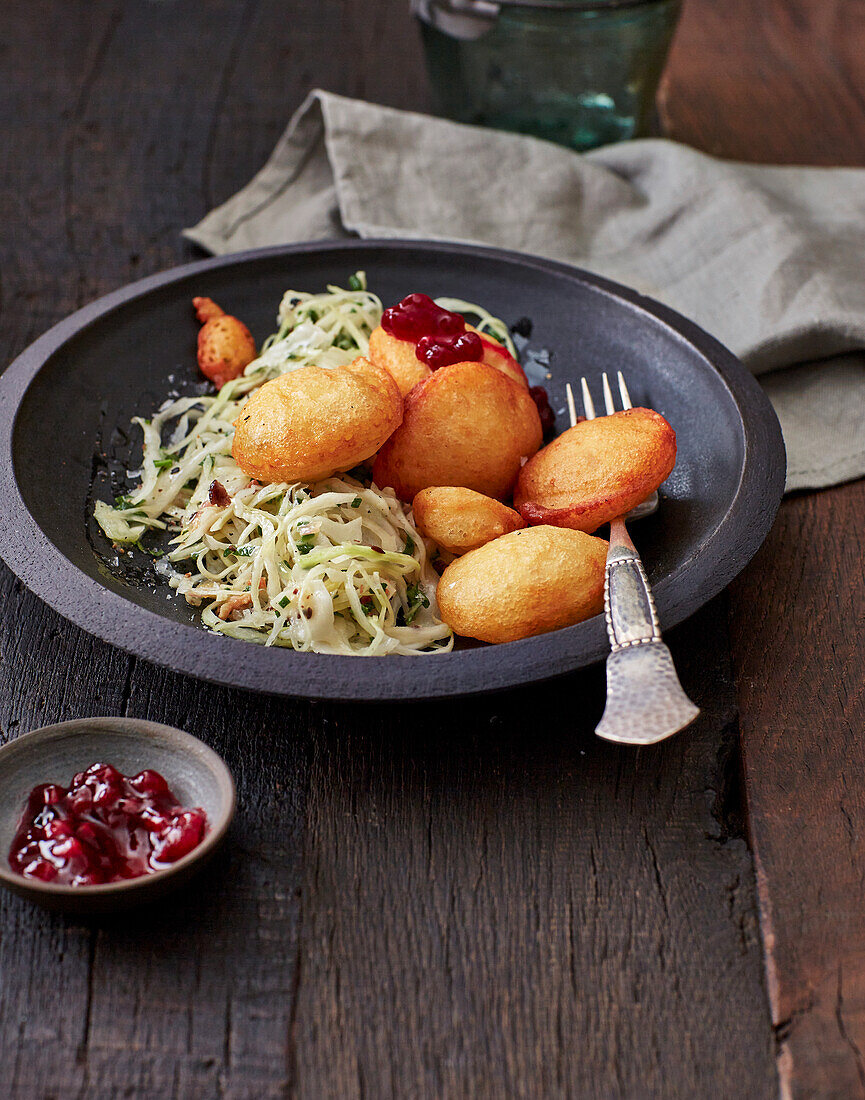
[10,763,208,887]
[0,718,235,913]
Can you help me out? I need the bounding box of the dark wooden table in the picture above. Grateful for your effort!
[1,2,863,1097]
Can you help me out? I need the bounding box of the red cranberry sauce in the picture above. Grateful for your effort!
[382,293,464,342]
[417,330,483,370]
[382,293,484,371]
[381,292,530,378]
[9,763,207,886]
[529,385,555,434]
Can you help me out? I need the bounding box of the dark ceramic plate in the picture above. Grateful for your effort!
[0,240,785,701]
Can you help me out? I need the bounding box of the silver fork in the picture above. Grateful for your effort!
[566,372,699,745]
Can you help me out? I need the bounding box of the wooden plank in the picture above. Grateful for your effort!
[664,2,865,1096]
[289,604,776,1099]
[661,0,865,166]
[731,488,865,1100]
[0,3,139,1085]
[0,2,309,1095]
[78,670,309,1100]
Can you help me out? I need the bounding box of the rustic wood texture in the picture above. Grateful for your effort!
[730,487,865,1100]
[660,0,865,166]
[664,2,865,1098]
[289,612,775,1099]
[0,0,858,1096]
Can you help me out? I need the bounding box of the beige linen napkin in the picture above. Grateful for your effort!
[186,90,865,491]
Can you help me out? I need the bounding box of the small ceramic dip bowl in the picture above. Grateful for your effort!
[0,717,235,914]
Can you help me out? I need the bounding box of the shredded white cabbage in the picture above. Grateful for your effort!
[95,274,513,656]
[252,274,384,378]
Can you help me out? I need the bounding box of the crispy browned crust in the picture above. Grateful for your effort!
[436,525,608,644]
[412,486,525,555]
[514,408,677,533]
[372,360,542,502]
[232,356,402,483]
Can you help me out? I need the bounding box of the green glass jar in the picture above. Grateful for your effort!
[414,0,682,151]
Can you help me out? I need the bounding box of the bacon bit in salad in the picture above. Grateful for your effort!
[218,594,252,620]
[209,480,231,508]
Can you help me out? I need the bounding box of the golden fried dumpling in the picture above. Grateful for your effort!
[372,360,542,502]
[367,325,432,397]
[514,408,676,533]
[413,486,525,555]
[436,526,608,644]
[232,356,402,483]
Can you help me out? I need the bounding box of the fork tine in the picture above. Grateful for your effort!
[580,377,596,420]
[601,372,615,416]
[565,382,578,428]
[617,371,633,410]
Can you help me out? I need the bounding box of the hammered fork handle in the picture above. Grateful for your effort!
[595,518,699,745]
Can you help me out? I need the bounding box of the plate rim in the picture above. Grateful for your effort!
[0,238,786,701]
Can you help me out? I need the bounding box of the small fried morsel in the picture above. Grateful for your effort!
[232,356,402,483]
[413,486,525,555]
[437,525,607,643]
[368,325,431,397]
[192,296,225,324]
[514,408,676,533]
[192,296,257,389]
[372,361,542,502]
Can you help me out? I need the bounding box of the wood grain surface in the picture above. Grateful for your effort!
[664,3,865,1098]
[0,0,859,1097]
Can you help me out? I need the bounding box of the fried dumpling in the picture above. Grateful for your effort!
[514,408,676,533]
[372,360,542,502]
[436,526,608,643]
[232,356,402,483]
[412,486,525,555]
